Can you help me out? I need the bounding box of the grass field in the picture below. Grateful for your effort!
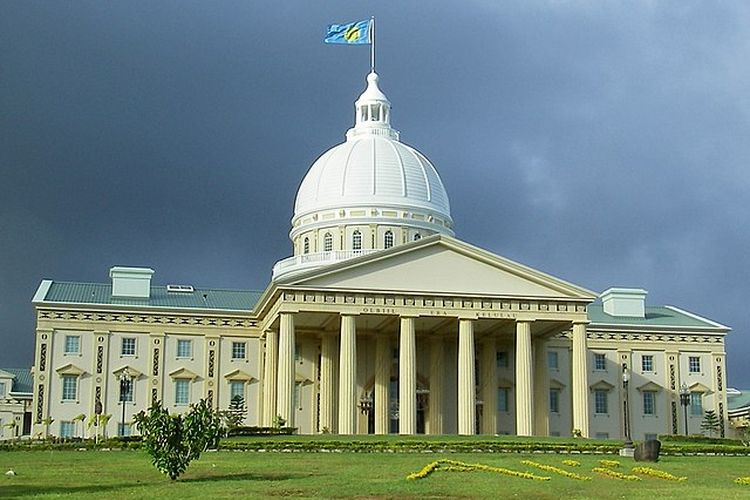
[2,450,750,499]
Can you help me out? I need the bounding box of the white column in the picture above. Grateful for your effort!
[320,334,337,433]
[375,334,390,435]
[458,319,476,435]
[429,336,444,435]
[338,315,357,434]
[572,321,590,438]
[399,316,417,435]
[515,320,533,436]
[276,314,295,427]
[262,330,278,427]
[480,337,497,435]
[533,338,549,436]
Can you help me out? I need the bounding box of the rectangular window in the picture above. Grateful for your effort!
[230,381,244,401]
[177,339,192,359]
[60,421,75,438]
[594,390,608,414]
[496,351,508,368]
[642,355,654,372]
[547,351,559,371]
[549,388,560,413]
[645,433,658,442]
[497,387,509,412]
[689,356,701,373]
[595,432,610,440]
[0,381,6,397]
[62,375,77,401]
[64,335,80,354]
[121,337,136,356]
[118,423,131,437]
[690,392,703,416]
[175,379,190,405]
[594,353,606,371]
[119,377,134,402]
[232,342,246,360]
[294,344,301,363]
[643,391,656,415]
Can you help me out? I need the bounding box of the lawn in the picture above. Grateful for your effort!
[2,450,750,499]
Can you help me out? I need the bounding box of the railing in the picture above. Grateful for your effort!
[272,249,382,279]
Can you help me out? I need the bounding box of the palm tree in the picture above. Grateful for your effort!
[39,416,54,438]
[2,419,19,439]
[72,413,86,439]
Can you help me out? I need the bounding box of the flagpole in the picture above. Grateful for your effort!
[370,16,375,72]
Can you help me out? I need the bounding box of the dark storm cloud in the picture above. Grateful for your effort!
[2,2,749,383]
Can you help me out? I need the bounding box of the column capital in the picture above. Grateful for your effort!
[572,320,590,326]
[515,319,536,325]
[340,313,360,317]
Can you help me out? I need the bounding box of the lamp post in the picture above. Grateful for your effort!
[118,368,131,437]
[621,365,634,456]
[679,382,690,435]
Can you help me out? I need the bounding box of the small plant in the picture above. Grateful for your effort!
[273,414,287,429]
[134,399,225,480]
[572,429,582,438]
[321,426,331,434]
[701,410,721,438]
[221,395,247,429]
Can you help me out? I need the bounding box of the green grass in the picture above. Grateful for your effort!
[2,450,750,499]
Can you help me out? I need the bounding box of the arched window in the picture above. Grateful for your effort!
[323,232,333,252]
[413,233,422,241]
[303,237,310,254]
[384,230,394,249]
[352,230,362,250]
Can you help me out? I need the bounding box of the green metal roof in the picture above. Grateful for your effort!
[42,282,263,312]
[1,368,33,394]
[728,390,750,411]
[587,304,724,330]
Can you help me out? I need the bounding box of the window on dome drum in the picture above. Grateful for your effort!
[62,375,77,401]
[594,353,606,371]
[230,381,244,401]
[594,390,608,414]
[497,387,509,412]
[231,342,246,360]
[690,392,702,416]
[384,230,394,249]
[549,388,560,413]
[177,339,192,359]
[303,237,310,254]
[643,391,656,415]
[121,337,136,356]
[547,351,559,371]
[60,421,75,438]
[641,354,654,372]
[323,233,333,252]
[64,335,80,355]
[496,351,508,369]
[175,380,190,405]
[689,356,701,373]
[352,230,362,250]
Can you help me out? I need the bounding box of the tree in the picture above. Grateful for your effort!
[222,395,247,429]
[72,413,86,438]
[3,419,18,439]
[701,409,721,437]
[134,399,224,480]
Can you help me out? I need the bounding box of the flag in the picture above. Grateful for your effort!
[324,19,372,45]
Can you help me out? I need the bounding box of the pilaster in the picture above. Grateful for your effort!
[374,333,390,435]
[429,336,445,435]
[480,336,497,434]
[533,337,549,436]
[320,334,338,433]
[263,330,278,426]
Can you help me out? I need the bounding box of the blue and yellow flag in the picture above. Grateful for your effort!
[324,19,372,45]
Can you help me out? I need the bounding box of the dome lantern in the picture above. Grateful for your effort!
[346,72,399,141]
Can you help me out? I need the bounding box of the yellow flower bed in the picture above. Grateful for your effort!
[632,466,687,482]
[562,459,581,467]
[592,467,641,481]
[521,460,591,481]
[406,459,550,481]
[734,477,750,486]
[599,459,621,468]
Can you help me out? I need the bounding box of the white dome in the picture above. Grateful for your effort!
[293,136,451,220]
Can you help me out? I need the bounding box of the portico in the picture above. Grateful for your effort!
[256,235,597,436]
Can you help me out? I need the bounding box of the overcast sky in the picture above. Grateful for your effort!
[2,2,749,385]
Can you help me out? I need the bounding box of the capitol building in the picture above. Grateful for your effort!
[28,71,730,440]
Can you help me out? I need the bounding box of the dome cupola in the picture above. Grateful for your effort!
[273,72,453,280]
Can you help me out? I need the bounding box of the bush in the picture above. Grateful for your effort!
[226,426,297,436]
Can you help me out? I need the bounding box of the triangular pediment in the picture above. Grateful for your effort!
[112,365,144,379]
[590,380,615,391]
[689,382,712,394]
[637,381,663,392]
[55,363,86,376]
[550,378,567,390]
[224,369,256,383]
[169,367,199,380]
[282,235,596,300]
